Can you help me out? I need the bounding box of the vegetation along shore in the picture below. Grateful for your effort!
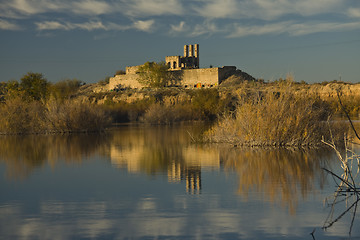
[1,70,359,147]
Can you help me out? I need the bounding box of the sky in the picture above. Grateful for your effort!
[0,0,360,84]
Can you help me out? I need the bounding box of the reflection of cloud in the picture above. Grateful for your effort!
[77,219,113,239]
[137,198,157,211]
[1,193,359,239]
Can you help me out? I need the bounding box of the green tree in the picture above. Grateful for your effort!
[3,80,23,99]
[20,72,50,101]
[50,79,83,100]
[138,62,173,88]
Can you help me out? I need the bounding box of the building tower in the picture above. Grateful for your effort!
[194,44,199,68]
[165,44,200,70]
[184,45,189,57]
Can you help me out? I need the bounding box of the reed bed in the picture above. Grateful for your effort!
[0,97,111,134]
[205,90,345,147]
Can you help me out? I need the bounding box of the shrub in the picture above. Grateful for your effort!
[98,77,110,86]
[0,97,111,134]
[50,79,83,100]
[45,99,111,133]
[20,72,50,101]
[142,103,196,124]
[191,88,221,120]
[0,97,46,134]
[206,90,345,147]
[137,62,179,88]
[115,70,126,75]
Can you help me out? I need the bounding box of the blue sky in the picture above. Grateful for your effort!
[1,0,360,83]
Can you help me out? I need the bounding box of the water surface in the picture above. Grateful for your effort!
[1,124,359,239]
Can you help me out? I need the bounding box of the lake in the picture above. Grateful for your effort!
[1,124,359,240]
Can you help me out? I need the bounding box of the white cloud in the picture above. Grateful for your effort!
[1,0,359,38]
[35,19,155,32]
[36,21,71,30]
[0,18,21,30]
[227,21,291,38]
[125,0,183,17]
[132,19,155,32]
[169,21,188,34]
[189,21,223,37]
[70,0,112,15]
[0,0,113,18]
[4,0,62,16]
[289,21,360,36]
[193,0,239,18]
[192,0,346,20]
[348,8,360,18]
[35,20,107,31]
[227,20,360,38]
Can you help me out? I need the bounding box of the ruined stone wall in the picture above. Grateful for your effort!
[108,74,143,90]
[181,68,220,87]
[126,66,140,74]
[165,56,181,69]
[109,66,238,90]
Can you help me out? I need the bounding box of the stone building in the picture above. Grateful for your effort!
[165,44,199,70]
[108,44,238,90]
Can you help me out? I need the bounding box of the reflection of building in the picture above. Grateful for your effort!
[185,167,201,194]
[110,145,144,173]
[167,162,202,194]
[167,146,219,194]
[110,144,220,194]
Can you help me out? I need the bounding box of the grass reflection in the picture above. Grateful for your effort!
[0,125,333,208]
[220,147,332,214]
[0,134,109,180]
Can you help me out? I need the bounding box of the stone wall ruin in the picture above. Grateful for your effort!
[108,44,238,90]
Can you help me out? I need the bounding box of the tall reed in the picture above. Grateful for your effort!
[206,90,345,147]
[0,97,111,134]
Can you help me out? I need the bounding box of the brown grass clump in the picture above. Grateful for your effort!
[45,99,111,133]
[142,103,195,124]
[206,90,345,147]
[0,97,47,134]
[0,97,111,134]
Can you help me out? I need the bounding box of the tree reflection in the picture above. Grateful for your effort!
[0,124,334,207]
[220,147,331,214]
[0,134,110,180]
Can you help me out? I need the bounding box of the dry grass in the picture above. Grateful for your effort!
[0,97,111,134]
[45,98,111,133]
[142,103,195,124]
[206,90,346,147]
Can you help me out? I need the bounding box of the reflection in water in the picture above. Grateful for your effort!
[220,148,331,214]
[1,125,353,239]
[0,134,110,180]
[322,142,360,237]
[1,125,330,210]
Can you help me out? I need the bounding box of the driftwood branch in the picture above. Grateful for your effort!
[336,90,360,141]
